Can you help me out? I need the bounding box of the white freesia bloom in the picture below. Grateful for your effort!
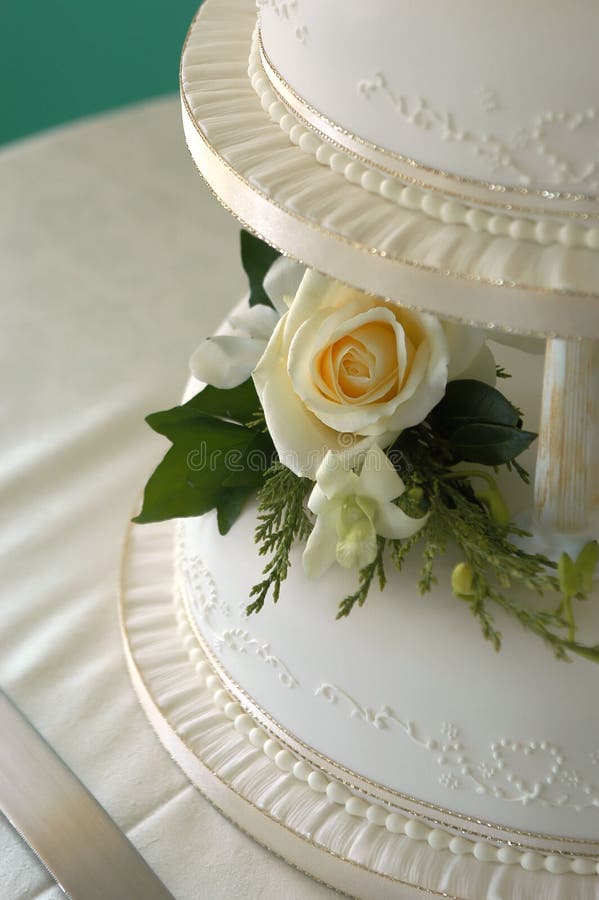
[189,257,306,389]
[190,303,279,389]
[253,269,494,478]
[303,444,428,578]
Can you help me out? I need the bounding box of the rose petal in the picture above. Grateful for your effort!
[457,344,497,385]
[443,321,487,381]
[372,314,448,434]
[336,321,399,402]
[285,271,372,340]
[253,319,342,477]
[284,270,334,342]
[190,335,266,389]
[289,302,450,436]
[263,257,306,316]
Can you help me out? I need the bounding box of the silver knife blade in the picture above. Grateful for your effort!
[0,689,174,900]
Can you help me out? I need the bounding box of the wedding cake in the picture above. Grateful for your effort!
[120,2,599,897]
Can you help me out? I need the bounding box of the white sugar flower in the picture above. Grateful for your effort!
[302,444,428,578]
[190,258,305,389]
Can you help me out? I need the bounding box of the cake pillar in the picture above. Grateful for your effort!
[534,338,597,534]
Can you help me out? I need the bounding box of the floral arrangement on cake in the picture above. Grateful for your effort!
[136,231,599,663]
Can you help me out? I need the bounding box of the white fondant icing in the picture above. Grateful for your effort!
[183,550,298,688]
[315,683,599,810]
[256,0,307,43]
[259,0,599,193]
[174,568,599,875]
[356,75,599,190]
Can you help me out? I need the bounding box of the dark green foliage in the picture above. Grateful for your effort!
[247,463,313,614]
[133,380,274,533]
[429,379,536,467]
[240,229,281,309]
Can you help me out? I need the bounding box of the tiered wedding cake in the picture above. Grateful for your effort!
[120,2,599,898]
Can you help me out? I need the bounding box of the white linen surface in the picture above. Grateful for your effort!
[0,97,337,900]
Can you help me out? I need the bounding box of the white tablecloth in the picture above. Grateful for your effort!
[1,97,337,900]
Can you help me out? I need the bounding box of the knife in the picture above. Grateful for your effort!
[0,689,174,900]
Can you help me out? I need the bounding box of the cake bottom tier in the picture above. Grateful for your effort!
[121,518,599,899]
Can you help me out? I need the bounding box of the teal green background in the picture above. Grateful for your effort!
[1,1,202,146]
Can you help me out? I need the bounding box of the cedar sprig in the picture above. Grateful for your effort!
[247,462,312,614]
[337,537,387,619]
[388,426,599,663]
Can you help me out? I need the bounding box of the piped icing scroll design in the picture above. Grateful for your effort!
[316,683,599,811]
[180,546,298,688]
[257,0,308,43]
[215,626,298,688]
[357,73,599,190]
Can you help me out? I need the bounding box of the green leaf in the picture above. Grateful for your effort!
[430,380,521,433]
[448,422,537,465]
[133,420,272,525]
[216,486,254,535]
[146,379,260,437]
[133,444,224,524]
[222,465,270,488]
[221,431,276,487]
[240,229,280,309]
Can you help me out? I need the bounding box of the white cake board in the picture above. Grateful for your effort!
[120,518,598,900]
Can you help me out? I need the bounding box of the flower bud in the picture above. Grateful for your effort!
[451,562,475,597]
[475,482,510,526]
[558,552,580,599]
[575,540,599,594]
[406,486,424,504]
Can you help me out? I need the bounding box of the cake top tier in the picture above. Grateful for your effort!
[259,0,599,196]
[181,0,599,337]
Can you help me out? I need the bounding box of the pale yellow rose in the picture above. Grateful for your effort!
[253,268,492,478]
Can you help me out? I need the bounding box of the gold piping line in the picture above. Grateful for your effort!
[176,533,599,855]
[179,17,599,314]
[118,518,466,900]
[257,28,599,212]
